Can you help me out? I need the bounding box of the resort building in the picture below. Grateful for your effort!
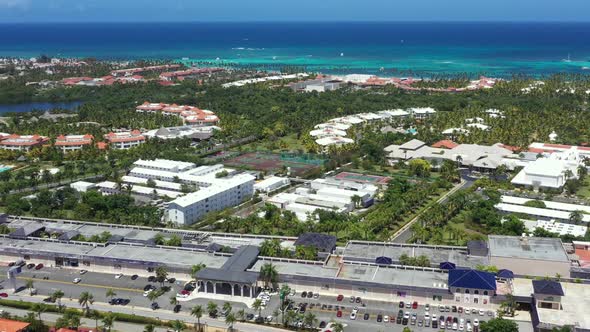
[511,147,584,190]
[103,130,146,150]
[409,107,437,119]
[159,67,224,81]
[136,102,220,126]
[70,181,96,193]
[267,177,377,220]
[54,134,94,152]
[253,176,290,193]
[0,134,49,151]
[144,125,217,141]
[385,139,517,171]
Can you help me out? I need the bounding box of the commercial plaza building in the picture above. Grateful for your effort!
[0,215,589,330]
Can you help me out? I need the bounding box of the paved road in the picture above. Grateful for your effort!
[0,305,170,332]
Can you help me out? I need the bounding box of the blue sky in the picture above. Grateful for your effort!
[1,0,589,22]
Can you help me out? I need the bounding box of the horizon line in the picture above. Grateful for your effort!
[2,19,590,24]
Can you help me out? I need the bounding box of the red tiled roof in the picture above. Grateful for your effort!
[432,140,458,149]
[54,134,94,146]
[543,143,572,149]
[528,147,551,154]
[0,318,30,332]
[104,131,145,143]
[0,135,49,146]
[500,144,520,152]
[96,142,108,150]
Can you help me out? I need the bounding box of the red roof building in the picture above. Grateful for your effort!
[136,102,219,126]
[0,318,30,332]
[159,67,224,81]
[104,130,146,150]
[110,64,181,77]
[0,134,49,151]
[54,134,94,152]
[96,141,108,150]
[432,140,458,149]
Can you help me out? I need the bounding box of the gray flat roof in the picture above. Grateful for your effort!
[343,242,489,268]
[0,237,226,268]
[338,264,449,289]
[488,235,569,262]
[249,260,338,279]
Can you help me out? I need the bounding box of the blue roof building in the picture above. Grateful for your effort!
[533,280,564,296]
[448,269,497,291]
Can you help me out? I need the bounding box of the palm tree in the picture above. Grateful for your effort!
[191,305,204,332]
[170,295,179,307]
[331,321,344,332]
[90,310,101,330]
[207,301,218,317]
[170,319,186,332]
[225,312,237,331]
[252,299,263,316]
[222,301,232,315]
[236,308,246,322]
[284,310,297,327]
[143,324,156,332]
[102,312,115,332]
[570,210,584,225]
[190,263,206,280]
[106,288,116,301]
[155,266,168,286]
[52,290,64,309]
[259,262,279,289]
[25,279,34,295]
[78,291,94,315]
[147,290,160,304]
[30,303,46,321]
[304,312,318,328]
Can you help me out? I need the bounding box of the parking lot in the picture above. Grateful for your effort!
[287,290,496,332]
[1,265,500,332]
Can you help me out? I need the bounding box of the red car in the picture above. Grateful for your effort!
[412,301,418,309]
[0,293,8,298]
[336,310,342,318]
[336,294,344,302]
[34,264,44,270]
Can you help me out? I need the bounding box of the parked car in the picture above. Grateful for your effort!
[26,263,35,269]
[396,316,402,324]
[307,291,313,298]
[383,315,390,323]
[72,278,81,284]
[350,296,355,303]
[399,301,405,308]
[151,302,159,310]
[79,270,88,275]
[131,274,138,280]
[412,301,418,309]
[355,296,362,303]
[319,321,327,328]
[114,273,123,279]
[313,293,319,299]
[147,276,156,282]
[34,264,44,270]
[143,289,154,297]
[301,291,308,298]
[336,294,344,301]
[363,313,370,320]
[336,310,342,318]
[173,304,181,313]
[376,314,383,322]
[349,311,357,320]
[0,293,8,298]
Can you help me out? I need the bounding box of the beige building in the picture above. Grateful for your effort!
[488,235,571,278]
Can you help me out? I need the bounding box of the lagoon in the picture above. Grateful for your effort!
[0,101,83,115]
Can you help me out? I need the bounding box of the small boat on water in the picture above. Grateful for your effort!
[562,54,572,62]
[340,53,344,57]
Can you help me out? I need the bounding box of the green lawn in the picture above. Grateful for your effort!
[577,179,590,199]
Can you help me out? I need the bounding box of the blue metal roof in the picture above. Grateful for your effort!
[440,262,456,270]
[497,269,514,279]
[375,256,392,265]
[532,280,564,296]
[448,269,496,291]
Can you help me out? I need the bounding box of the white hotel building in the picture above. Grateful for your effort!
[125,159,255,225]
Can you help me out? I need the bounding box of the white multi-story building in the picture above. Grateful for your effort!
[104,130,146,150]
[123,159,255,225]
[167,173,255,225]
[0,134,49,151]
[54,134,94,152]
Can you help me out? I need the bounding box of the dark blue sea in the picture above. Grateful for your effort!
[1,22,590,77]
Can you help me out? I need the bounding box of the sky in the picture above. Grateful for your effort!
[1,0,589,23]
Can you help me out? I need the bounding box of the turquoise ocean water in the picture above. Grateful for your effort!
[1,22,590,77]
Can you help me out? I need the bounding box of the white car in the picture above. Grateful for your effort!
[72,278,81,284]
[115,273,123,279]
[266,315,273,323]
[464,307,470,314]
[479,309,485,316]
[404,312,410,319]
[467,322,473,331]
[79,270,88,275]
[384,315,389,323]
[349,312,357,320]
[453,322,458,330]
[425,313,430,320]
[473,319,480,327]
[425,304,430,311]
[460,318,465,325]
[471,309,477,315]
[143,289,154,297]
[459,323,465,331]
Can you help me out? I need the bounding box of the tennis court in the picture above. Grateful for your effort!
[224,152,323,176]
[334,171,390,184]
